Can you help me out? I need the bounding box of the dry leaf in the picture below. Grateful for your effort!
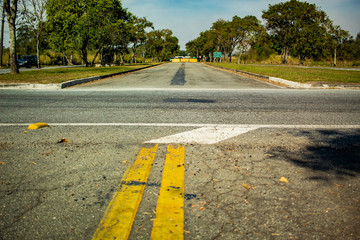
[0,162,6,165]
[280,177,289,183]
[28,122,49,130]
[58,138,70,143]
[242,184,252,190]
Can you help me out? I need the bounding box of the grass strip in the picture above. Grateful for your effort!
[208,63,360,84]
[0,64,158,84]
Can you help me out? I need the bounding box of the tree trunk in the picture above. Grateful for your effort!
[237,50,243,64]
[281,46,289,64]
[4,0,19,74]
[0,7,5,67]
[36,37,41,69]
[91,49,101,67]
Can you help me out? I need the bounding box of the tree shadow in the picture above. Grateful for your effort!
[269,129,360,180]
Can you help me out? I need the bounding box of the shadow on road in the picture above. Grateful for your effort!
[270,129,360,180]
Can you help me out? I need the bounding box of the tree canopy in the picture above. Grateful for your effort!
[186,0,358,65]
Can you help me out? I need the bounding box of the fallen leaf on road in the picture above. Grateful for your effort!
[58,138,70,143]
[0,162,6,165]
[242,184,252,190]
[31,161,36,165]
[280,177,288,183]
[28,122,49,130]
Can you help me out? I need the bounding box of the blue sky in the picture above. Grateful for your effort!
[122,0,360,50]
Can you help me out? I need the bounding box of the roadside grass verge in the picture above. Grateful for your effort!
[0,64,159,84]
[207,63,360,84]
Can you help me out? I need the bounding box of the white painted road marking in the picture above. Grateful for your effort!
[2,123,359,145]
[146,126,259,144]
[1,123,360,129]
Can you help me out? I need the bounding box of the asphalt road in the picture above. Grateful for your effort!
[1,63,360,240]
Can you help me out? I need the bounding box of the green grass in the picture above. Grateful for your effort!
[208,63,360,84]
[0,64,159,84]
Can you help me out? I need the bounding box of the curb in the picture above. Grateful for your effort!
[205,63,360,89]
[0,83,61,90]
[0,64,163,90]
[204,63,311,88]
[61,63,163,88]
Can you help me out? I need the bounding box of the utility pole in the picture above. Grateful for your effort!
[0,2,5,67]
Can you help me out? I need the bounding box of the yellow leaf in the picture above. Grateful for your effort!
[242,184,252,190]
[57,138,70,143]
[0,162,6,165]
[280,177,289,183]
[28,122,49,130]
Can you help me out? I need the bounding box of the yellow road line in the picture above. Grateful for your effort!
[151,144,185,240]
[92,144,158,240]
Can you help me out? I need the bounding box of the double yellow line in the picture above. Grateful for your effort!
[92,144,185,240]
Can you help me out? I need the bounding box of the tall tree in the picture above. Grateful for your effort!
[20,0,47,68]
[128,15,153,63]
[211,19,231,62]
[3,0,19,73]
[262,0,330,64]
[47,0,128,67]
[147,29,179,62]
[46,0,81,65]
[329,25,350,66]
[231,15,263,64]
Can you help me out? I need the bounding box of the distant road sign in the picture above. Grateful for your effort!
[213,52,222,58]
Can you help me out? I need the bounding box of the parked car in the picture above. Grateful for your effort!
[18,55,37,68]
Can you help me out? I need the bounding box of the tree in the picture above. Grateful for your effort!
[262,0,330,64]
[80,0,128,67]
[47,0,128,67]
[3,0,19,73]
[329,25,350,66]
[128,15,153,63]
[147,29,179,62]
[19,0,47,68]
[46,0,82,65]
[231,15,263,64]
[108,19,131,65]
[211,19,231,62]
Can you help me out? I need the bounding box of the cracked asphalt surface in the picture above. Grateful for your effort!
[1,126,359,239]
[1,63,360,239]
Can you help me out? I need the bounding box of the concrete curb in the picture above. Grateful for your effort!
[61,64,163,88]
[205,64,312,88]
[0,64,163,90]
[0,83,61,90]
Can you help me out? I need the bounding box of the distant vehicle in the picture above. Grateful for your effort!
[18,55,37,68]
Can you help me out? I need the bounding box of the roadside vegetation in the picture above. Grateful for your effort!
[207,63,360,84]
[186,0,360,68]
[2,0,179,74]
[0,64,157,84]
[1,0,359,84]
